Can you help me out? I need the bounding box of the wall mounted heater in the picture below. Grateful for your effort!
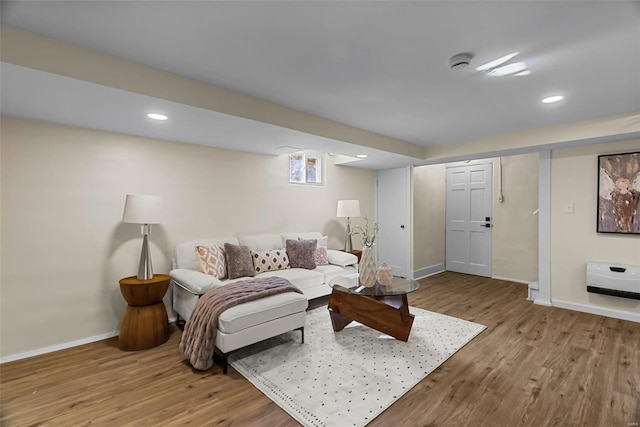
[586,262,640,301]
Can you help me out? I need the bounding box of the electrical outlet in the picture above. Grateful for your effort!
[563,201,574,214]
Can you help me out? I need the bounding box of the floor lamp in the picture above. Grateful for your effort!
[337,200,361,252]
[122,194,164,280]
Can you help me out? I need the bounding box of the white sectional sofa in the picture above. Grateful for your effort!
[170,231,358,322]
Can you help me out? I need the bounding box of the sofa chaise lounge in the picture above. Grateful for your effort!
[171,231,358,372]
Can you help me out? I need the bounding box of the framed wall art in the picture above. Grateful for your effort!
[597,151,640,234]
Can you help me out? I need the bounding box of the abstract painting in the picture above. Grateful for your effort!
[597,151,640,234]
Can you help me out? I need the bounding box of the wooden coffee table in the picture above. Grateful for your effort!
[327,275,420,342]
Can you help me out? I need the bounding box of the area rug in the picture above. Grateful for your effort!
[229,307,486,427]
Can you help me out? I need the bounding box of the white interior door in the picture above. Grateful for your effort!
[445,163,492,277]
[376,167,410,278]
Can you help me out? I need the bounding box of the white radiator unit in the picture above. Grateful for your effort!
[586,262,640,301]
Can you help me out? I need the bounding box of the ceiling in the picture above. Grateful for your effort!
[1,1,639,169]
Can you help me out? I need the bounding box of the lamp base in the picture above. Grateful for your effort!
[137,229,154,280]
[344,217,353,253]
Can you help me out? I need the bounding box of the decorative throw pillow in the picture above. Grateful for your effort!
[286,239,317,270]
[251,249,291,274]
[195,245,227,279]
[223,243,256,279]
[315,236,329,266]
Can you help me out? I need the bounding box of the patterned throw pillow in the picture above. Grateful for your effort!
[286,239,317,270]
[195,245,227,279]
[223,243,256,279]
[315,236,329,265]
[251,249,291,274]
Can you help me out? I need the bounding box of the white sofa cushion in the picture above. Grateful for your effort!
[220,268,323,290]
[216,311,306,354]
[175,237,239,270]
[281,231,323,247]
[171,269,224,294]
[314,264,354,277]
[317,264,358,284]
[238,234,283,251]
[255,268,323,291]
[327,249,358,267]
[218,292,308,334]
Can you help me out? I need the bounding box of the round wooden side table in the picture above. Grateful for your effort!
[118,274,170,351]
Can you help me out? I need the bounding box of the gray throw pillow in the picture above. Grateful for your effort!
[224,243,256,279]
[286,239,317,270]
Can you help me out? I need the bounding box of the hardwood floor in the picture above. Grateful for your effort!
[1,272,638,426]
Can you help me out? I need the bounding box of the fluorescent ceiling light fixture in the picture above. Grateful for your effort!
[356,154,368,158]
[542,95,564,104]
[476,52,519,72]
[487,62,527,77]
[147,113,168,121]
[514,70,531,76]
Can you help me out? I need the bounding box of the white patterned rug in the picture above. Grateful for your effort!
[229,306,485,427]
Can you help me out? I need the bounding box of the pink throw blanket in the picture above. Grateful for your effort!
[179,276,302,371]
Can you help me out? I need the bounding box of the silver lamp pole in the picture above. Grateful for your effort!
[137,224,154,280]
[344,217,353,252]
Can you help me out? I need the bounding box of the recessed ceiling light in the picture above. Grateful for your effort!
[514,70,531,77]
[542,95,564,104]
[476,52,519,72]
[147,113,168,121]
[356,154,368,159]
[487,62,528,77]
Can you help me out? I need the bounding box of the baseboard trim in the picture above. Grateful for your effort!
[413,264,445,280]
[552,299,640,323]
[0,330,119,364]
[491,276,530,285]
[533,299,552,307]
[1,315,179,364]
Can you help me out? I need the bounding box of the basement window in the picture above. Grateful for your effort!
[289,151,323,184]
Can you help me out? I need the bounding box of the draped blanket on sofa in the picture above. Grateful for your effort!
[179,277,302,370]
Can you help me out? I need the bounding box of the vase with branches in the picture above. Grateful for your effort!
[351,217,379,247]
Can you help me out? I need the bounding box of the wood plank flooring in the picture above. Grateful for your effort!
[1,272,638,426]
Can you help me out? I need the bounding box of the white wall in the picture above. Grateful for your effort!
[412,153,539,283]
[550,139,640,318]
[412,164,446,274]
[0,117,376,358]
[492,153,539,282]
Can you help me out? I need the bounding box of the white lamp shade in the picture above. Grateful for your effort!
[122,194,164,224]
[337,200,361,218]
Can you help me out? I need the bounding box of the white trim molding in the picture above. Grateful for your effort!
[413,264,446,280]
[552,299,640,323]
[0,330,119,364]
[1,315,178,363]
[491,276,530,285]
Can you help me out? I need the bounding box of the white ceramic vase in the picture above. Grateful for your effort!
[358,244,377,287]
